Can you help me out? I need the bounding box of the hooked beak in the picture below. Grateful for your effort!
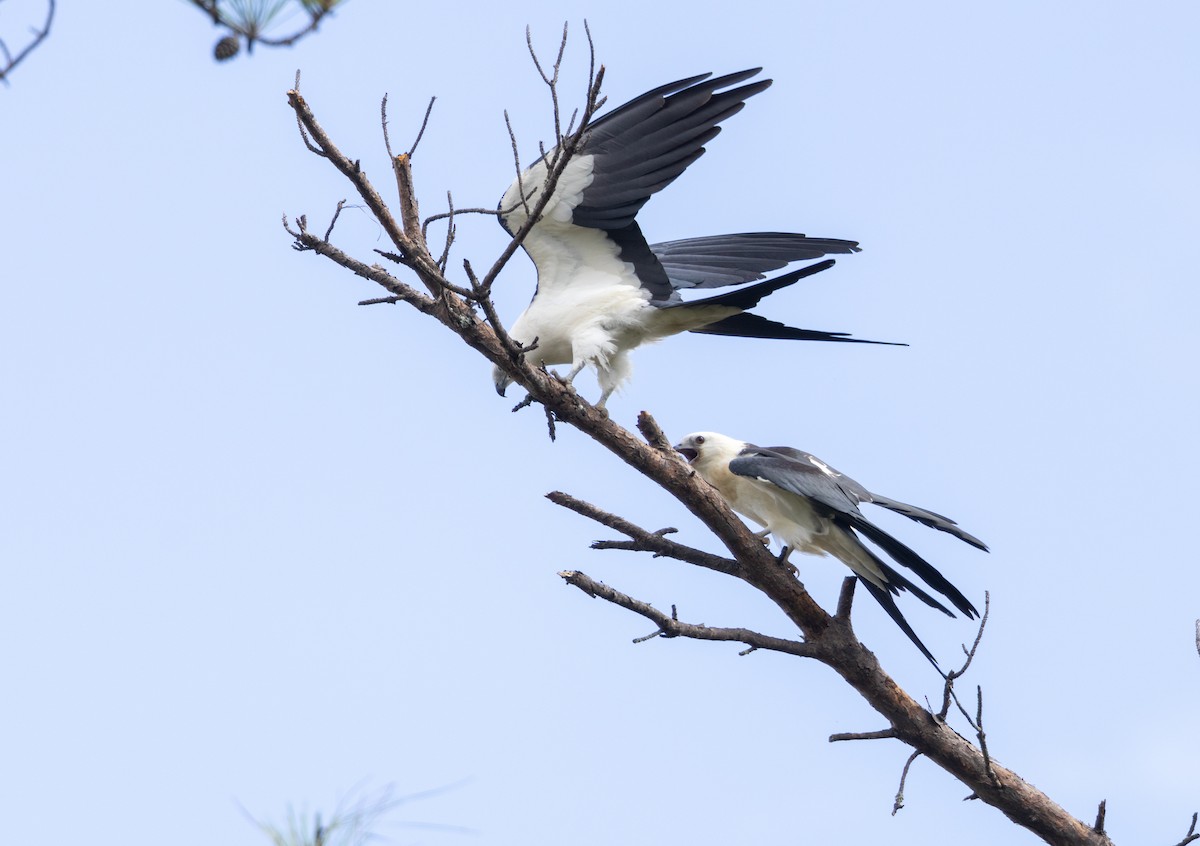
[492,365,512,398]
[674,444,698,463]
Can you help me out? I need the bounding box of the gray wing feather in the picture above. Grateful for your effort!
[869,495,989,551]
[730,447,864,519]
[650,233,861,290]
[761,447,988,551]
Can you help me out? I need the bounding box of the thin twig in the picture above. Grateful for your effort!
[381,94,394,159]
[938,591,991,721]
[976,686,1000,787]
[422,206,502,237]
[480,44,605,292]
[408,96,437,157]
[525,23,568,144]
[1172,812,1200,846]
[436,192,456,271]
[503,111,531,219]
[323,199,347,241]
[0,0,55,84]
[559,571,817,658]
[547,491,739,576]
[283,214,434,312]
[288,87,442,287]
[892,751,923,815]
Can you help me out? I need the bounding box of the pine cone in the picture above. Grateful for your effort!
[213,35,240,62]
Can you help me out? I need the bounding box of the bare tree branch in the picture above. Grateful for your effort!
[1172,812,1200,846]
[938,591,991,721]
[829,729,898,743]
[892,750,924,815]
[0,0,54,85]
[558,570,818,658]
[547,491,738,576]
[408,96,436,157]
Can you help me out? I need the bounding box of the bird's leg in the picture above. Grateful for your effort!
[777,545,798,576]
[564,361,587,383]
[594,386,614,412]
[754,527,772,545]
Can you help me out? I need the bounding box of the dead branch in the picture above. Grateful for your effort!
[546,491,739,576]
[558,570,818,658]
[829,729,897,743]
[938,591,992,721]
[478,41,605,293]
[893,750,924,815]
[0,0,54,84]
[1172,813,1199,846]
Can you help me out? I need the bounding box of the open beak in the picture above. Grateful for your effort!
[674,445,698,463]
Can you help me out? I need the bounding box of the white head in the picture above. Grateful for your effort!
[673,431,747,472]
[492,364,513,397]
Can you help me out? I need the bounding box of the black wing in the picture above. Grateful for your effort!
[650,233,861,290]
[569,69,771,231]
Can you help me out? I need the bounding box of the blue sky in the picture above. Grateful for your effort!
[3,2,1199,844]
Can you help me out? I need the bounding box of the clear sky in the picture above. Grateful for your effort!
[3,2,1199,844]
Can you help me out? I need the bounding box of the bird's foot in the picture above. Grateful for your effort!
[777,546,798,576]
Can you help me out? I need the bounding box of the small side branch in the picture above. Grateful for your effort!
[547,491,738,576]
[283,214,435,313]
[408,96,437,157]
[479,41,606,291]
[893,750,924,816]
[635,410,676,456]
[938,591,991,721]
[829,729,897,743]
[1172,812,1200,846]
[287,87,442,287]
[558,571,817,658]
[0,0,55,84]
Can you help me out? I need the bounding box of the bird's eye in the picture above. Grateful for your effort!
[695,435,706,444]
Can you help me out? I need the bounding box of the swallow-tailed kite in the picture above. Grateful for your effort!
[674,432,987,667]
[493,69,895,407]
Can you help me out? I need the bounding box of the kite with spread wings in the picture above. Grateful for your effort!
[492,69,896,407]
[675,431,987,668]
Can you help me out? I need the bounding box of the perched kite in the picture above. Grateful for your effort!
[674,431,987,667]
[493,69,894,408]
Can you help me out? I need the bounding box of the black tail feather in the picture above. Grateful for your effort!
[871,495,989,551]
[683,260,835,310]
[692,311,901,344]
[849,515,979,619]
[680,260,904,345]
[859,578,944,673]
